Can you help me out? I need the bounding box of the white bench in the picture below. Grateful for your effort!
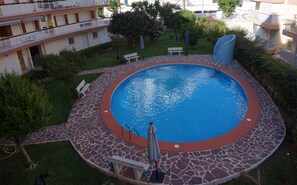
[124,52,139,63]
[107,155,149,180]
[75,80,90,98]
[168,47,183,56]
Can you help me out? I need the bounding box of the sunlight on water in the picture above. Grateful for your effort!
[111,64,248,142]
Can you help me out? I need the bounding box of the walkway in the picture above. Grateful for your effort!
[5,55,286,184]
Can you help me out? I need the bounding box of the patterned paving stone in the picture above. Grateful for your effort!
[0,55,285,185]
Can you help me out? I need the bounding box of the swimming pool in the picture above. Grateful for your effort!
[111,64,247,142]
[101,62,259,152]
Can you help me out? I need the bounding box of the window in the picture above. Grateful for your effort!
[93,32,98,38]
[68,37,74,45]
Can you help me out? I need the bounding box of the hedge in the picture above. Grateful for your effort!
[79,42,112,57]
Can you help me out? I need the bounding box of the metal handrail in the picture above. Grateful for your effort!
[121,123,140,140]
[129,127,140,136]
[121,123,130,137]
[213,57,225,72]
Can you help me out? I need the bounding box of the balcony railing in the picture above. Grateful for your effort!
[280,48,297,68]
[252,0,285,3]
[283,19,297,34]
[0,0,108,17]
[247,9,280,24]
[0,18,110,53]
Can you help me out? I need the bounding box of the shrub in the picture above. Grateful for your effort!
[182,22,203,48]
[232,29,297,119]
[22,70,48,82]
[79,42,112,57]
[36,50,85,80]
[204,20,228,43]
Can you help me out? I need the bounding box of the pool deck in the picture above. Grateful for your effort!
[4,55,286,185]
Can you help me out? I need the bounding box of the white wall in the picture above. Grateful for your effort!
[79,11,92,22]
[0,53,22,74]
[43,28,110,55]
[24,21,35,33]
[68,14,76,24]
[259,3,283,14]
[43,38,70,54]
[11,24,22,36]
[55,15,65,26]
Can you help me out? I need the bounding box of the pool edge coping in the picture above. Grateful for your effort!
[100,61,261,152]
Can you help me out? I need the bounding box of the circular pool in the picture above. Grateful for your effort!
[111,64,247,142]
[101,62,260,152]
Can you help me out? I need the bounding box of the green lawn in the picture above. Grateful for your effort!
[223,135,297,185]
[0,142,115,185]
[45,73,101,126]
[2,33,296,185]
[82,33,213,70]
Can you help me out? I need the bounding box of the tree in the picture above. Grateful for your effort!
[0,73,52,169]
[217,0,240,18]
[110,34,128,59]
[132,1,158,18]
[147,20,165,42]
[97,7,105,18]
[171,10,196,40]
[157,2,180,30]
[108,0,120,14]
[108,11,151,45]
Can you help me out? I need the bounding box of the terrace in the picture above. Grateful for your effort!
[246,9,280,30]
[0,18,110,55]
[0,0,108,18]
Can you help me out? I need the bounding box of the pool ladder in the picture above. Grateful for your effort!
[121,123,140,140]
[213,57,226,73]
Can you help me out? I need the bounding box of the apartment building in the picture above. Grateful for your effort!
[121,0,219,14]
[280,0,297,67]
[244,0,297,59]
[0,0,109,75]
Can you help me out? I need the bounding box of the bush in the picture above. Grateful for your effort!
[204,20,228,43]
[180,21,203,48]
[232,29,297,119]
[80,42,112,57]
[22,70,48,82]
[36,50,85,79]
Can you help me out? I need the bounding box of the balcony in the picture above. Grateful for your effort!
[282,19,297,40]
[251,0,285,3]
[246,9,280,30]
[0,0,108,18]
[280,48,297,68]
[0,18,110,55]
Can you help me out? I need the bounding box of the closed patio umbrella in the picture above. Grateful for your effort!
[148,122,164,183]
[140,35,145,50]
[185,31,190,56]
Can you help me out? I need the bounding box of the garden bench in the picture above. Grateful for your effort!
[107,155,149,180]
[75,80,90,98]
[124,52,139,63]
[168,47,183,56]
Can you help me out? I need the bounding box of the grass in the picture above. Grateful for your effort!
[223,135,297,185]
[2,33,296,185]
[82,32,213,70]
[0,141,115,185]
[44,73,101,126]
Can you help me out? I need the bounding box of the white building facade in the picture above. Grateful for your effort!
[120,0,219,14]
[0,0,110,75]
[243,0,297,58]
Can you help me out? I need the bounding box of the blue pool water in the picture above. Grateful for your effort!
[111,64,248,142]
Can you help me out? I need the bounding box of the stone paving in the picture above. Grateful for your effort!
[2,55,285,185]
